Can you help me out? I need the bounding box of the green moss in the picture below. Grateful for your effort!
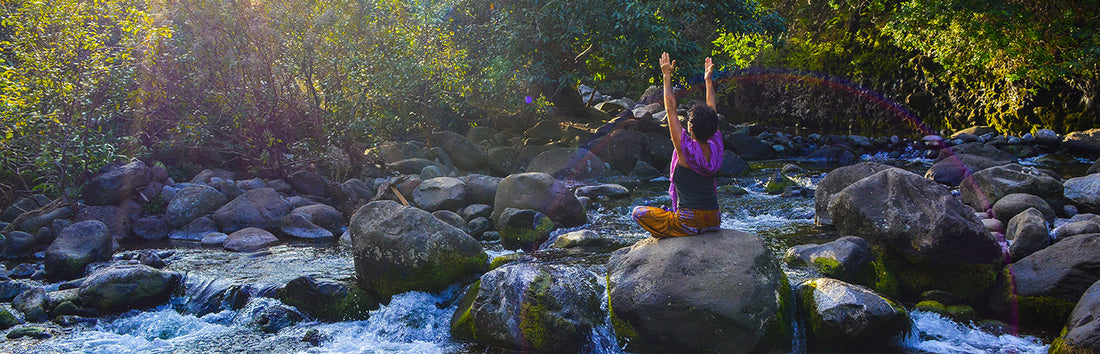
[500,214,554,250]
[449,280,481,341]
[1016,295,1077,330]
[1048,326,1096,354]
[856,252,898,298]
[370,251,488,301]
[519,274,552,351]
[879,246,998,303]
[489,253,523,270]
[606,274,639,344]
[811,257,842,277]
[0,308,17,330]
[764,173,796,195]
[915,300,948,314]
[765,270,794,350]
[946,305,976,322]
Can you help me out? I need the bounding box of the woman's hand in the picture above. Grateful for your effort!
[704,57,714,81]
[660,52,676,77]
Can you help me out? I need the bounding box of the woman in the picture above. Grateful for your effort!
[631,53,724,238]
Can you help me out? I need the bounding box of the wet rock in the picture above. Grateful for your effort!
[548,230,623,253]
[607,229,791,353]
[200,232,228,247]
[190,168,235,184]
[13,286,47,322]
[0,279,36,301]
[138,250,166,268]
[2,231,38,259]
[829,168,1002,301]
[467,217,491,240]
[412,177,466,212]
[131,217,168,242]
[460,174,501,206]
[784,236,874,285]
[451,263,603,353]
[432,131,488,171]
[0,307,17,330]
[244,299,305,333]
[211,188,291,233]
[1065,174,1100,214]
[1009,233,1100,327]
[526,148,610,180]
[960,164,1064,213]
[279,213,334,242]
[574,184,630,200]
[82,161,151,206]
[6,326,51,339]
[992,193,1055,224]
[1007,208,1051,261]
[278,275,377,322]
[1052,279,1100,353]
[497,209,553,251]
[45,221,115,280]
[493,173,586,228]
[9,263,37,279]
[814,162,895,226]
[798,278,909,348]
[1054,221,1100,241]
[349,200,486,301]
[487,147,518,176]
[77,265,180,313]
[168,217,218,242]
[289,204,345,235]
[224,227,279,252]
[765,171,798,194]
[589,129,650,174]
[165,184,228,228]
[287,170,330,198]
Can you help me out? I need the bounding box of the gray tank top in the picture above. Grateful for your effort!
[673,165,718,210]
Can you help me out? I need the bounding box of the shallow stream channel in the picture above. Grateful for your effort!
[5,152,1080,354]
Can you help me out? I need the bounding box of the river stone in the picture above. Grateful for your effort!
[574,184,630,200]
[0,279,36,302]
[607,229,791,353]
[589,129,650,174]
[279,213,334,242]
[953,126,999,137]
[784,236,874,285]
[190,168,235,184]
[807,146,857,166]
[492,173,586,228]
[1009,233,1100,327]
[78,264,179,313]
[1063,129,1100,156]
[497,208,553,251]
[12,286,47,322]
[1007,208,1051,261]
[389,158,440,175]
[1052,279,1100,353]
[467,217,491,240]
[211,188,291,233]
[959,164,1064,213]
[925,153,1012,187]
[548,229,622,253]
[287,170,330,197]
[814,162,895,226]
[45,221,115,281]
[1054,221,1100,241]
[369,141,427,162]
[224,227,279,252]
[460,174,500,206]
[992,193,1055,224]
[413,177,466,212]
[798,278,910,348]
[289,204,345,235]
[74,205,130,242]
[168,217,218,242]
[2,231,37,259]
[349,200,486,301]
[278,275,377,322]
[461,204,492,221]
[1,196,46,223]
[526,148,610,180]
[208,177,243,200]
[14,206,72,233]
[131,217,167,242]
[523,120,563,145]
[718,151,750,176]
[164,184,228,228]
[82,161,151,206]
[487,147,518,177]
[0,307,16,330]
[432,131,488,172]
[629,160,662,180]
[724,132,777,161]
[242,299,305,333]
[451,263,603,353]
[828,168,1002,301]
[1065,174,1100,214]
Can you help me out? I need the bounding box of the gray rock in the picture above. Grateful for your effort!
[497,208,553,251]
[982,218,1004,234]
[1063,129,1100,155]
[190,168,234,184]
[814,162,895,226]
[420,165,444,180]
[208,177,243,200]
[574,184,630,200]
[168,217,218,242]
[1007,208,1051,261]
[15,206,73,233]
[467,217,491,240]
[548,230,623,253]
[279,213,334,242]
[1065,174,1100,214]
[719,151,750,176]
[211,188,291,233]
[993,193,1056,224]
[200,232,228,246]
[389,158,441,175]
[287,170,330,197]
[45,221,115,280]
[784,236,873,285]
[724,132,777,161]
[277,275,376,322]
[237,178,268,191]
[629,160,662,180]
[2,231,38,259]
[1,196,47,223]
[589,129,650,173]
[340,179,374,202]
[460,174,501,206]
[412,177,466,212]
[1088,158,1100,176]
[798,278,910,348]
[493,173,586,228]
[808,146,857,166]
[224,227,279,252]
[460,204,492,222]
[74,205,130,242]
[1054,278,1100,353]
[78,265,180,313]
[925,153,1012,187]
[12,286,47,322]
[165,184,228,228]
[450,263,603,353]
[1009,233,1100,325]
[289,204,345,235]
[526,148,610,180]
[1054,221,1100,241]
[607,229,791,353]
[0,279,36,302]
[349,200,486,302]
[487,147,518,177]
[960,164,1064,213]
[432,210,467,233]
[268,179,293,194]
[432,131,488,171]
[131,217,168,242]
[82,161,151,206]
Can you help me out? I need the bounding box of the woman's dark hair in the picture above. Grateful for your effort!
[688,104,719,141]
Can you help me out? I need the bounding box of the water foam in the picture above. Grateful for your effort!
[900,311,1048,354]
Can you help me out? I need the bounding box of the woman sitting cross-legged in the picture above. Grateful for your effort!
[631,53,724,238]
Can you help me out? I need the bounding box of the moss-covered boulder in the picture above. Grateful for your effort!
[277,275,377,322]
[450,263,603,353]
[764,171,797,195]
[497,208,554,251]
[1006,233,1100,328]
[349,200,487,302]
[77,264,181,313]
[784,236,874,285]
[607,229,791,353]
[798,278,910,349]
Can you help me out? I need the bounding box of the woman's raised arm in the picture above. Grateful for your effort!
[661,52,687,165]
[705,57,716,111]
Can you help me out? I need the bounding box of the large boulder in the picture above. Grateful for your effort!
[1,195,49,223]
[526,148,610,180]
[959,164,1064,213]
[1,231,37,259]
[412,177,466,212]
[784,236,874,286]
[1052,279,1100,354]
[814,162,896,226]
[74,205,130,241]
[224,227,279,252]
[718,151,750,176]
[432,131,488,171]
[925,153,1012,187]
[1065,174,1100,214]
[82,161,151,206]
[277,276,377,322]
[607,229,791,353]
[1063,129,1100,156]
[287,170,330,197]
[992,193,1055,224]
[165,184,228,228]
[493,173,586,228]
[211,188,291,233]
[724,132,777,161]
[487,147,518,177]
[828,168,1002,301]
[349,200,487,301]
[460,174,501,206]
[797,278,910,349]
[1008,233,1100,327]
[167,217,218,242]
[451,263,603,353]
[78,264,180,313]
[1006,208,1051,261]
[497,208,554,251]
[589,129,650,174]
[45,220,116,280]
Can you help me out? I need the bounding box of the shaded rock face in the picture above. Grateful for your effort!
[461,174,501,206]
[277,276,377,322]
[1006,208,1051,261]
[1065,174,1100,214]
[1011,234,1100,303]
[432,131,488,171]
[211,188,291,233]
[497,208,553,251]
[724,132,777,161]
[450,263,603,353]
[82,161,151,206]
[370,141,427,162]
[132,217,168,242]
[1054,279,1100,353]
[718,151,750,176]
[959,164,1064,213]
[2,231,38,259]
[814,162,895,226]
[589,129,650,174]
[607,229,791,353]
[492,173,586,228]
[224,227,279,252]
[45,220,116,280]
[784,236,873,285]
[412,177,466,212]
[992,193,1055,224]
[798,278,910,348]
[165,184,228,228]
[1089,158,1100,176]
[925,153,1013,187]
[1063,129,1100,156]
[1054,221,1100,241]
[487,147,518,177]
[78,265,180,313]
[74,205,130,241]
[525,148,610,180]
[287,170,330,198]
[349,200,486,301]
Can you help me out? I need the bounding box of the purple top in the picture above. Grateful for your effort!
[669,129,724,210]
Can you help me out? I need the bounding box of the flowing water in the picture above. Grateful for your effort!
[7,153,1079,353]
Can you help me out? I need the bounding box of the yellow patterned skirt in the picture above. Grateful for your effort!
[631,206,721,238]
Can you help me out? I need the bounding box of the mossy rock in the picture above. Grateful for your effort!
[799,278,909,349]
[0,307,18,330]
[371,251,488,302]
[915,300,948,314]
[1050,326,1099,354]
[764,172,797,195]
[498,209,555,251]
[489,253,526,270]
[914,301,975,322]
[278,276,379,322]
[1016,295,1077,329]
[449,280,480,341]
[879,247,998,304]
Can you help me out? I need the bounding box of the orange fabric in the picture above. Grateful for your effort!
[631,206,721,238]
